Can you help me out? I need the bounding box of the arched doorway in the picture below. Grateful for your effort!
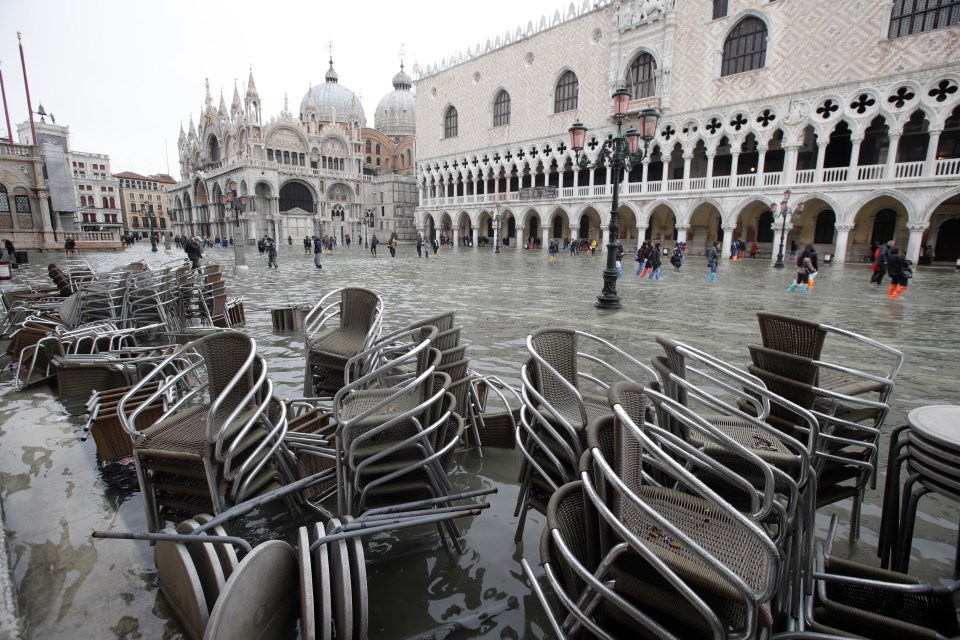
[935,218,960,262]
[871,209,898,245]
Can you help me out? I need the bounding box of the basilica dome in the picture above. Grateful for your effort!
[374,64,415,138]
[300,59,367,127]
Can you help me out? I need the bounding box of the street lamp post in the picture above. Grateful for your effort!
[141,205,158,252]
[568,89,660,309]
[218,180,249,272]
[494,204,501,254]
[772,189,804,269]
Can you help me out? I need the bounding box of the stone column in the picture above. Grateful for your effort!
[569,225,579,245]
[884,132,902,179]
[471,225,479,248]
[721,225,735,262]
[731,151,741,185]
[905,222,928,266]
[453,228,460,247]
[675,224,689,244]
[541,226,549,249]
[849,136,863,180]
[706,152,715,186]
[641,156,650,191]
[833,223,854,264]
[814,140,828,183]
[636,225,647,247]
[756,145,767,183]
[924,126,943,177]
[598,224,608,253]
[682,152,692,191]
[784,144,800,185]
[516,225,525,250]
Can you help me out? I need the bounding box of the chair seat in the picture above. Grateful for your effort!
[537,393,612,433]
[697,414,803,475]
[817,369,888,397]
[136,404,210,456]
[308,326,370,360]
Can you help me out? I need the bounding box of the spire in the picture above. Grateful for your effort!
[204,78,214,113]
[231,82,242,116]
[245,66,259,100]
[188,114,196,138]
[218,90,227,117]
[178,121,186,143]
[325,57,339,84]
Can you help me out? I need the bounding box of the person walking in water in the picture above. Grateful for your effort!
[886,246,910,298]
[788,245,816,293]
[370,234,379,256]
[266,238,279,269]
[707,241,720,282]
[416,233,424,257]
[388,234,398,258]
[313,236,323,269]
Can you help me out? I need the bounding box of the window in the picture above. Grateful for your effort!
[130,203,136,212]
[889,0,960,38]
[721,17,768,76]
[713,0,728,19]
[814,210,836,244]
[366,140,372,153]
[15,195,30,214]
[554,70,579,113]
[375,143,381,155]
[626,53,657,99]
[444,106,458,138]
[0,185,8,213]
[267,149,274,161]
[493,90,511,127]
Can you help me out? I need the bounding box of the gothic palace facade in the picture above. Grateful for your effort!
[413,0,960,264]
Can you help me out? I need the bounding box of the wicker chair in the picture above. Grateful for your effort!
[303,287,384,397]
[756,312,903,399]
[571,384,782,640]
[514,328,659,541]
[119,330,294,532]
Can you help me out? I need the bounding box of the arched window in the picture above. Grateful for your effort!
[814,210,836,244]
[80,195,87,206]
[279,182,315,212]
[494,90,511,127]
[375,143,381,155]
[554,70,579,113]
[0,184,8,214]
[889,0,960,38]
[721,17,768,77]
[626,53,657,100]
[444,106,458,139]
[109,197,116,208]
[365,139,372,153]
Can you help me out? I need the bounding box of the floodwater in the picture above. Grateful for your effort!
[1,241,959,639]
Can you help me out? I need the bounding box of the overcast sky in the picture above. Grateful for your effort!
[1,0,569,176]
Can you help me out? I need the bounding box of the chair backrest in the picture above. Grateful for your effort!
[340,288,382,334]
[195,330,258,418]
[543,480,595,601]
[528,327,581,408]
[747,344,819,385]
[757,312,826,359]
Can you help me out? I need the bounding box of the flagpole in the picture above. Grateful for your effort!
[18,32,37,145]
[0,59,13,144]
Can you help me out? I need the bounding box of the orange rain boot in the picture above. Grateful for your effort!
[892,284,907,298]
[807,278,815,291]
[887,283,898,298]
[639,268,650,278]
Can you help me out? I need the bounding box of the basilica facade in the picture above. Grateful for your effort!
[167,60,417,246]
[413,0,960,264]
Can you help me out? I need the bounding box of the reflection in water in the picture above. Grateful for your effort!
[1,244,959,638]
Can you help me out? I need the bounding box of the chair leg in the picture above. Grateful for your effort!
[849,489,863,542]
[896,480,930,573]
[878,426,910,567]
[514,501,530,542]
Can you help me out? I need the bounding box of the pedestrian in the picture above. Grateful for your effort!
[750,241,758,259]
[670,243,683,272]
[807,245,820,290]
[370,234,379,256]
[185,236,203,269]
[549,239,559,262]
[432,236,440,255]
[590,239,597,255]
[707,241,720,282]
[416,233,424,257]
[313,236,323,269]
[267,238,278,269]
[304,236,311,254]
[789,239,798,259]
[388,234,397,258]
[870,240,895,285]
[634,242,646,276]
[885,247,910,298]
[287,235,293,246]
[731,240,740,261]
[788,245,816,293]
[648,243,662,280]
[615,240,624,277]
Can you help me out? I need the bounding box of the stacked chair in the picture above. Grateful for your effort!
[118,330,295,532]
[303,287,384,398]
[515,328,659,540]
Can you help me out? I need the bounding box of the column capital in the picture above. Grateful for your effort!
[682,152,694,160]
[674,224,689,231]
[721,224,736,231]
[906,221,929,232]
[816,138,830,148]
[834,223,855,231]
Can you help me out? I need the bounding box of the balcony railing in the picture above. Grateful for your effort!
[421,158,960,208]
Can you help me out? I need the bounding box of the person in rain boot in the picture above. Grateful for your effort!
[886,246,910,298]
[789,245,816,293]
[706,241,720,282]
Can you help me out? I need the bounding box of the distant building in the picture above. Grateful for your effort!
[115,171,176,237]
[414,0,960,264]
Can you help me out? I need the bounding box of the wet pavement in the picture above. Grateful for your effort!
[1,241,959,639]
